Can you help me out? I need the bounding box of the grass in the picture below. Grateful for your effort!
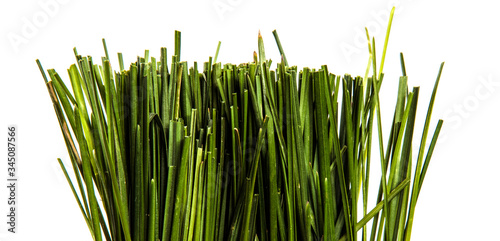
[38,7,444,241]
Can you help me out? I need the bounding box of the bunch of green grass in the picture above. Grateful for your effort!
[38,8,444,241]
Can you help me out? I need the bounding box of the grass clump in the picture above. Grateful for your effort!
[38,8,444,241]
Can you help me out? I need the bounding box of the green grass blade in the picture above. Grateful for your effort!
[404,62,444,241]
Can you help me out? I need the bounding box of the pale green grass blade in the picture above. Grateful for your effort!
[378,7,395,79]
[214,41,222,63]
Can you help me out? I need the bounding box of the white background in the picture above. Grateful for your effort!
[0,0,499,240]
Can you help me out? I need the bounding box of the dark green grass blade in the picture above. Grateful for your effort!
[404,62,444,241]
[418,120,443,196]
[58,158,94,238]
[242,116,269,241]
[272,30,288,67]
